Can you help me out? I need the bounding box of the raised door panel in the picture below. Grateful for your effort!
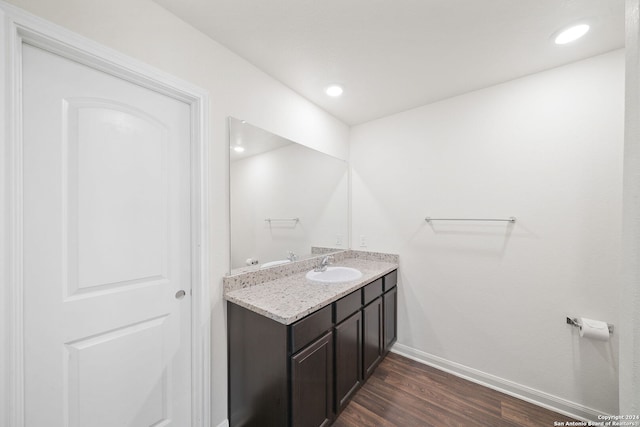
[291,331,334,427]
[335,311,361,412]
[65,317,170,427]
[384,287,398,353]
[66,100,169,295]
[362,297,383,379]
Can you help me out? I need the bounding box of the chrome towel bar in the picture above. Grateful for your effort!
[425,216,516,223]
[264,218,299,222]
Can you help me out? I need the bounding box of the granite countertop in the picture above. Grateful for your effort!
[224,257,398,325]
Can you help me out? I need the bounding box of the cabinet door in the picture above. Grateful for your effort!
[384,286,397,353]
[291,331,334,427]
[335,311,361,413]
[362,297,383,379]
[228,303,289,427]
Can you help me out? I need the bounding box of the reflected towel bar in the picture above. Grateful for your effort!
[425,216,516,223]
[264,218,300,222]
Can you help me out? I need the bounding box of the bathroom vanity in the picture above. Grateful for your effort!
[225,252,398,427]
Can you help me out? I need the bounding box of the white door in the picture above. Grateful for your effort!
[22,43,192,427]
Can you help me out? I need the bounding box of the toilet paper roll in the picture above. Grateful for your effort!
[579,317,610,342]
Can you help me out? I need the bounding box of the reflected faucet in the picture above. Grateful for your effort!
[287,251,298,262]
[314,255,334,272]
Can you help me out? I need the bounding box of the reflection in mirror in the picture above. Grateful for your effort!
[229,117,348,273]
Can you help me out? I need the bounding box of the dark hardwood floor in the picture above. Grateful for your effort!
[333,352,579,427]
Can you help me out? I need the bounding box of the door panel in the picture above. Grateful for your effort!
[362,297,383,379]
[22,43,192,426]
[66,99,169,295]
[65,316,170,427]
[383,287,398,353]
[291,331,334,427]
[335,311,361,412]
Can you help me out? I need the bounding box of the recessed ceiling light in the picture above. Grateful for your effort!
[554,24,590,45]
[233,146,245,153]
[325,84,344,97]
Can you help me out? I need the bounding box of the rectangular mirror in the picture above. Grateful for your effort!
[229,117,349,273]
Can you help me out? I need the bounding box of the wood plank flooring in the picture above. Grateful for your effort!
[333,352,578,427]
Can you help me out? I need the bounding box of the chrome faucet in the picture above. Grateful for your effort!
[314,255,334,272]
[287,251,298,262]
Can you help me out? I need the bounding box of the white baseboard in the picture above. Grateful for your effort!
[391,343,610,423]
[215,419,229,427]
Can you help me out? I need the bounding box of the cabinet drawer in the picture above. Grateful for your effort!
[383,270,397,292]
[291,305,332,353]
[334,290,361,324]
[363,278,383,306]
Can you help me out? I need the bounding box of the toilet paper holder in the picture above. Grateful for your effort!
[566,317,614,335]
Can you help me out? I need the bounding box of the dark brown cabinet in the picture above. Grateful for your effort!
[383,285,397,353]
[292,331,334,427]
[227,303,289,427]
[334,311,361,412]
[228,269,397,427]
[362,296,383,379]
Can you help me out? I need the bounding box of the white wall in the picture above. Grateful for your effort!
[2,0,350,424]
[350,50,624,415]
[621,0,640,414]
[230,143,348,269]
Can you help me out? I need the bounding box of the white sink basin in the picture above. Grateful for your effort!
[306,266,363,284]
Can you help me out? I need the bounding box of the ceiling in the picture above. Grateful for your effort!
[155,0,624,125]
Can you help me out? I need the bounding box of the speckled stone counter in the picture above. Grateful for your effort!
[224,251,398,325]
